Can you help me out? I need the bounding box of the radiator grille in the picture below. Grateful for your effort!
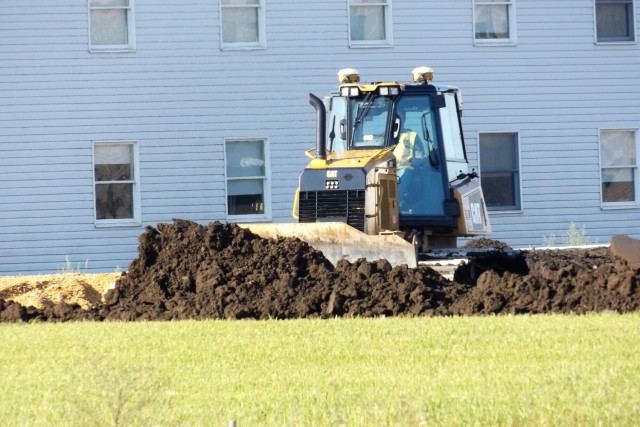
[299,190,366,232]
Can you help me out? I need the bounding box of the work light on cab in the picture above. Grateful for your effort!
[340,86,361,97]
[378,85,400,96]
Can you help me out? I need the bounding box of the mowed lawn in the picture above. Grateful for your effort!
[1,314,639,426]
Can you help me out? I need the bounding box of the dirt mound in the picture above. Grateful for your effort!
[1,220,639,322]
[462,237,512,250]
[0,273,119,310]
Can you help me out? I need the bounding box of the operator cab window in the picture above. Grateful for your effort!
[327,97,348,153]
[349,96,391,148]
[393,96,438,169]
[393,95,447,217]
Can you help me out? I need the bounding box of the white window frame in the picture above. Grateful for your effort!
[594,0,637,44]
[473,0,517,46]
[220,0,266,51]
[224,138,271,222]
[599,128,640,209]
[92,141,141,227]
[478,131,522,213]
[88,0,136,52]
[348,0,393,48]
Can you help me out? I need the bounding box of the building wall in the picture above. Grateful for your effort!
[1,0,639,274]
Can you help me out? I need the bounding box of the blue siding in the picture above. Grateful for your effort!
[1,0,640,274]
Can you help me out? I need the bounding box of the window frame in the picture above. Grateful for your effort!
[478,131,522,213]
[92,141,141,227]
[348,0,393,48]
[473,0,517,46]
[224,137,271,222]
[220,0,266,51]
[594,0,637,44]
[599,128,640,209]
[88,0,136,52]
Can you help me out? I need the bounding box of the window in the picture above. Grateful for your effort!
[440,92,469,182]
[220,0,266,50]
[349,0,392,47]
[600,129,638,205]
[225,139,270,218]
[93,142,140,224]
[473,0,516,44]
[479,132,521,211]
[595,0,636,42]
[89,0,135,51]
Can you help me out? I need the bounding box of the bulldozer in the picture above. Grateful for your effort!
[243,67,491,268]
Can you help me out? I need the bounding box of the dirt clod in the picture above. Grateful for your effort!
[1,220,639,322]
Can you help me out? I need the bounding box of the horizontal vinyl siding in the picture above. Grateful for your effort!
[1,0,640,273]
[452,0,640,248]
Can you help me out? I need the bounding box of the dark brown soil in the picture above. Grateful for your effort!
[1,219,638,322]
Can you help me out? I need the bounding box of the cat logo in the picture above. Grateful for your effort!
[327,170,338,178]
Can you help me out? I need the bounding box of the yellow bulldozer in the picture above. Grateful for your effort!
[244,67,491,268]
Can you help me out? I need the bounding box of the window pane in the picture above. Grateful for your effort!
[94,145,133,181]
[475,4,509,39]
[95,163,133,181]
[95,183,133,219]
[222,8,259,43]
[597,2,634,40]
[327,97,347,153]
[228,179,263,196]
[226,140,265,178]
[479,133,517,171]
[91,9,128,45]
[601,130,635,167]
[481,172,518,208]
[602,168,635,202]
[228,194,264,215]
[350,6,386,41]
[227,180,264,215]
[351,96,391,147]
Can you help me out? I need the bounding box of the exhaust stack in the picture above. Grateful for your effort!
[309,93,327,160]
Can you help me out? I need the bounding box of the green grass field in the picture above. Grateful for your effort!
[1,314,639,426]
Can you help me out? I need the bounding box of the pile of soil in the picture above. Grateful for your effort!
[1,219,638,322]
[0,273,119,310]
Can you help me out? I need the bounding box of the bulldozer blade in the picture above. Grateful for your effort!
[239,222,417,268]
[610,234,640,269]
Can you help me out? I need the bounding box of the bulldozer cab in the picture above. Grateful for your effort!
[323,69,470,229]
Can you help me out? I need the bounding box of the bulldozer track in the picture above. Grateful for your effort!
[419,258,467,281]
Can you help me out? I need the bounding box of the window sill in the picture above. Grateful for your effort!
[349,41,393,49]
[228,215,272,223]
[487,208,522,215]
[221,44,266,51]
[473,40,517,47]
[89,47,136,53]
[95,220,142,228]
[600,203,640,210]
[595,40,637,46]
